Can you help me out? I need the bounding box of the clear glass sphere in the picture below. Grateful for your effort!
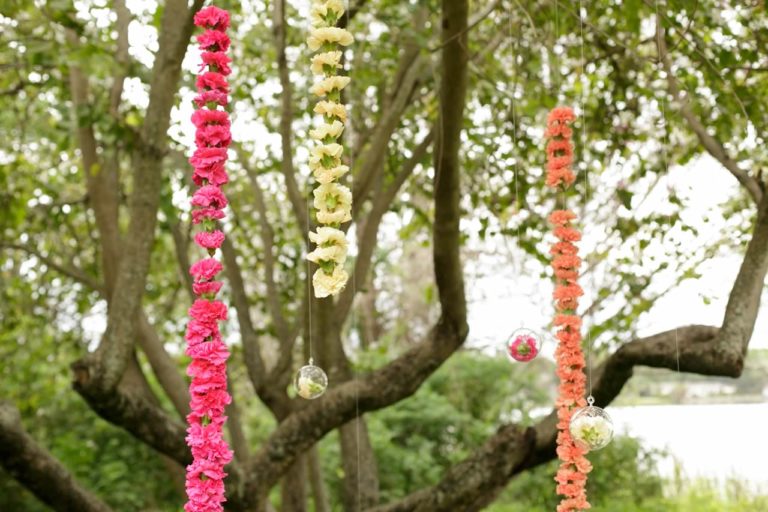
[505,328,542,362]
[294,363,328,400]
[569,405,614,451]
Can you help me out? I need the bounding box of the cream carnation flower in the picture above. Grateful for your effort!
[313,164,349,184]
[310,0,346,27]
[309,143,343,170]
[309,226,348,248]
[310,51,343,75]
[314,101,347,122]
[307,27,353,51]
[310,75,351,97]
[309,120,345,141]
[312,265,348,298]
[313,183,352,225]
[307,244,347,265]
[313,183,352,211]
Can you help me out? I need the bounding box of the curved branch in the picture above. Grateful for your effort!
[241,1,472,503]
[373,171,768,511]
[369,424,533,512]
[0,401,113,512]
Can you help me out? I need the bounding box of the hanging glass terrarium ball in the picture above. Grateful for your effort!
[569,398,614,451]
[294,360,328,400]
[505,328,542,362]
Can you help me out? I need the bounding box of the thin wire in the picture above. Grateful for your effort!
[509,3,521,246]
[553,0,560,94]
[576,0,594,400]
[655,0,681,375]
[345,3,362,509]
[306,9,314,365]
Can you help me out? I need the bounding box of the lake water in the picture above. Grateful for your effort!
[608,403,768,488]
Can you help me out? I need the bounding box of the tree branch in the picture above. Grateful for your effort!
[240,1,472,502]
[136,312,190,418]
[656,20,763,204]
[0,402,113,512]
[369,425,533,512]
[77,0,200,390]
[243,322,466,505]
[433,0,469,330]
[335,131,434,324]
[237,148,293,344]
[374,169,768,511]
[272,0,308,235]
[221,238,293,419]
[109,0,131,115]
[0,242,103,293]
[352,40,426,217]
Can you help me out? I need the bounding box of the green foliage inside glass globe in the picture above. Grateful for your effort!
[569,405,614,451]
[294,364,328,399]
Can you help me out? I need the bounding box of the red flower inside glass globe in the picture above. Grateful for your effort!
[506,331,541,362]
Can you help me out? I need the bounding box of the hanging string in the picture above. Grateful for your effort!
[654,0,681,375]
[343,2,363,508]
[575,0,595,401]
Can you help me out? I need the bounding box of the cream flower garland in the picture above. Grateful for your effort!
[307,0,353,298]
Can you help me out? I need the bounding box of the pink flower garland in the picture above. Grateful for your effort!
[184,6,234,512]
[546,107,592,512]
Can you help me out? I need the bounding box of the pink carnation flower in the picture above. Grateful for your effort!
[195,122,231,147]
[191,108,230,128]
[194,90,229,108]
[197,30,231,51]
[194,6,231,30]
[186,340,229,365]
[193,163,228,186]
[189,258,223,282]
[189,147,228,168]
[196,71,229,93]
[192,280,223,296]
[192,208,226,225]
[508,334,539,362]
[185,319,220,345]
[200,51,232,75]
[195,230,226,250]
[191,185,228,210]
[189,299,228,323]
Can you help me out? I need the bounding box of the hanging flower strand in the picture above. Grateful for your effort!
[306,0,354,298]
[546,106,592,512]
[184,6,234,512]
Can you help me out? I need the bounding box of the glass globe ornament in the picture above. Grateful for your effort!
[294,360,328,400]
[569,397,614,451]
[505,328,542,362]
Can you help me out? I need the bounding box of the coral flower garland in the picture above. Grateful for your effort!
[546,107,592,512]
[184,6,234,512]
[306,0,354,298]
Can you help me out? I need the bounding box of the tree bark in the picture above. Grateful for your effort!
[340,417,380,511]
[0,402,113,512]
[308,445,332,512]
[280,455,307,512]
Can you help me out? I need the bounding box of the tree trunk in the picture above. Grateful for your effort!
[280,455,307,512]
[308,445,331,512]
[340,417,380,511]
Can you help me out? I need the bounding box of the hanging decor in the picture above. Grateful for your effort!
[505,327,542,363]
[305,0,354,298]
[569,397,614,451]
[294,358,329,399]
[183,6,234,512]
[546,106,594,512]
